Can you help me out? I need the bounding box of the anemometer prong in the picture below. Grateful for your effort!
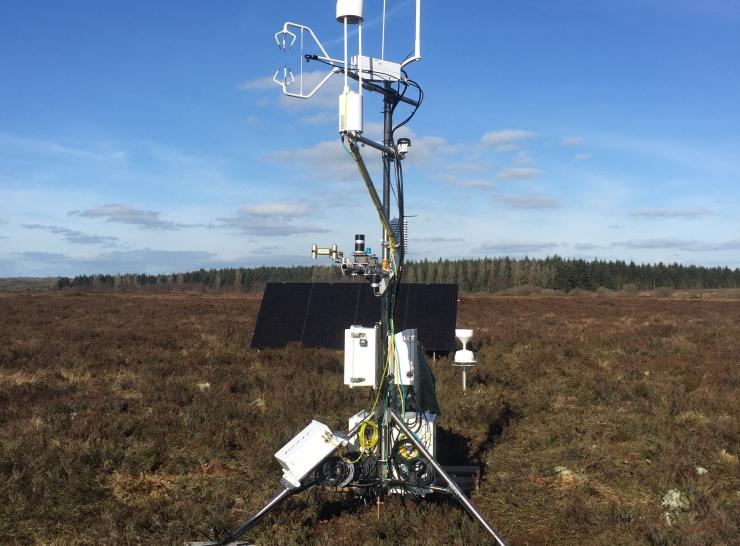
[272,22,339,100]
[311,243,340,261]
[274,29,296,50]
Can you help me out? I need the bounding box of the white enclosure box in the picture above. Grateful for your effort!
[351,55,402,82]
[393,329,417,386]
[344,325,379,387]
[274,420,341,488]
[339,91,363,134]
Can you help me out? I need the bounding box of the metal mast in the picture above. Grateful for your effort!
[184,3,510,544]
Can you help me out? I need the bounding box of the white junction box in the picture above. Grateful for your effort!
[351,55,402,82]
[389,412,438,495]
[344,325,379,387]
[347,409,370,452]
[274,420,343,488]
[393,328,417,386]
[391,411,437,459]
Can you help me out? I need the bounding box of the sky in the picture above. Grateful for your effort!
[0,0,739,277]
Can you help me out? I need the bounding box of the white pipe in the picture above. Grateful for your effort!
[343,18,348,92]
[358,23,363,96]
[415,0,421,59]
[381,0,386,60]
[400,0,422,69]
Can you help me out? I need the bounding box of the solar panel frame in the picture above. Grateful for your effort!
[250,282,458,351]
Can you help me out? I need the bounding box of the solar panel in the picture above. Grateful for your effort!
[251,282,458,351]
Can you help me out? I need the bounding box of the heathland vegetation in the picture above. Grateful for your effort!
[0,292,737,544]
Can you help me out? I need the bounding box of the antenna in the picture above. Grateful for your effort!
[188,3,508,545]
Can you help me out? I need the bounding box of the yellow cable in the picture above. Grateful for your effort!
[369,342,392,415]
[359,419,379,451]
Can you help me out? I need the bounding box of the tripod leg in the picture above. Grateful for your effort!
[216,486,297,546]
[388,409,508,546]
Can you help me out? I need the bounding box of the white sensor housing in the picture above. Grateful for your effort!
[339,91,363,134]
[454,328,476,364]
[336,0,363,24]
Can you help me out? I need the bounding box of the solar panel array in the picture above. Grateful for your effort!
[251,282,458,351]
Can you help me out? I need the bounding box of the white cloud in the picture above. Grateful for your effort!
[266,140,356,182]
[23,224,118,246]
[405,136,462,164]
[610,238,740,252]
[437,175,492,188]
[238,76,275,91]
[240,201,313,218]
[219,202,326,237]
[0,132,125,162]
[629,207,714,220]
[496,167,544,181]
[574,153,589,161]
[480,129,537,150]
[241,70,343,111]
[69,204,188,230]
[513,151,534,165]
[574,243,602,251]
[491,192,560,209]
[562,136,584,146]
[475,241,560,254]
[299,112,336,125]
[416,237,465,243]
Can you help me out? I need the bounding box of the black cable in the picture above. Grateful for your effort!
[392,79,423,139]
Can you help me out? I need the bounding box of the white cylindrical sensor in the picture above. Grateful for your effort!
[336,0,363,24]
[339,91,363,134]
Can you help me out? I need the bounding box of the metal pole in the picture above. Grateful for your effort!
[388,409,508,546]
[377,82,394,485]
[462,367,467,392]
[382,81,392,272]
[217,487,295,545]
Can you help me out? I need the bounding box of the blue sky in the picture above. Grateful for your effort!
[1,0,738,277]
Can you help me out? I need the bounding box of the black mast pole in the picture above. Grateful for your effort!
[381,81,393,337]
[377,81,394,484]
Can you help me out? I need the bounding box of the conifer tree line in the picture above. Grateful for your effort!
[56,256,740,293]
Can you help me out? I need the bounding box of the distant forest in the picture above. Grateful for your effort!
[56,256,740,293]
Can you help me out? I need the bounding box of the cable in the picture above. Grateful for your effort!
[359,419,379,451]
[392,79,424,139]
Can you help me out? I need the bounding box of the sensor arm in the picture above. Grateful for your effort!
[346,138,398,249]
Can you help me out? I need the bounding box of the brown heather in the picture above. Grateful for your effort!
[0,292,738,545]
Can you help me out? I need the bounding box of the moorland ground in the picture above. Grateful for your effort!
[0,292,738,545]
